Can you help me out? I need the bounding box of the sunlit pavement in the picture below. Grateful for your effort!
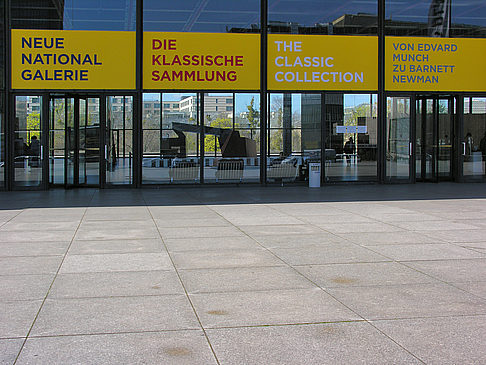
[1,183,486,364]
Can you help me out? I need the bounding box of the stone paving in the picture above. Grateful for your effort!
[1,183,486,364]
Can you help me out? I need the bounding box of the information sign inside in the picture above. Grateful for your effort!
[386,37,486,92]
[268,35,378,91]
[11,29,136,90]
[144,32,260,90]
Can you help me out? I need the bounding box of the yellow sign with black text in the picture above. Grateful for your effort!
[386,37,486,92]
[268,35,378,91]
[12,29,136,90]
[144,32,260,90]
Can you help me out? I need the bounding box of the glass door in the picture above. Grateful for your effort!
[415,96,453,182]
[48,95,101,187]
[386,96,412,182]
[462,97,486,181]
[13,95,45,189]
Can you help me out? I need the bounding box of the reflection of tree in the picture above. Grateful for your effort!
[26,112,40,139]
[205,115,235,153]
[247,97,260,129]
[270,96,283,153]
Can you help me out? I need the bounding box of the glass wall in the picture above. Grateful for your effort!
[386,97,411,181]
[267,93,321,184]
[463,97,486,180]
[0,93,4,188]
[203,93,260,184]
[268,0,378,35]
[385,0,486,37]
[325,93,378,182]
[0,0,4,89]
[11,0,136,30]
[14,95,43,188]
[143,1,260,33]
[142,93,200,184]
[106,96,133,185]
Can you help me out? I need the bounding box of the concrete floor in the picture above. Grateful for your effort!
[1,183,486,364]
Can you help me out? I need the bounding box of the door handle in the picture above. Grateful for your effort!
[462,142,466,156]
[409,142,412,156]
[105,145,108,160]
[40,146,43,159]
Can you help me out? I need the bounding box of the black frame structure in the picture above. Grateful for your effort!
[1,0,485,190]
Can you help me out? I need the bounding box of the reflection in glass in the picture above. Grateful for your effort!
[204,93,260,183]
[385,0,486,38]
[106,96,133,185]
[11,0,136,31]
[268,0,377,35]
[267,93,321,184]
[463,97,486,179]
[142,93,200,184]
[143,1,260,33]
[14,96,43,187]
[0,93,4,187]
[325,94,378,182]
[386,97,411,181]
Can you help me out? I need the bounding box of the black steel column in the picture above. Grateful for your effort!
[134,0,143,188]
[5,0,11,190]
[260,0,268,185]
[200,92,205,184]
[378,0,385,183]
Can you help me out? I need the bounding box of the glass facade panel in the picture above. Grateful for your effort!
[325,93,378,182]
[11,0,136,30]
[106,96,133,185]
[268,93,321,184]
[268,0,377,35]
[463,97,486,179]
[386,97,411,181]
[142,93,200,184]
[0,0,4,89]
[143,1,260,33]
[385,0,486,38]
[14,95,43,187]
[0,93,3,188]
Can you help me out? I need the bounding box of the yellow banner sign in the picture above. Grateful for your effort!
[386,37,486,92]
[144,32,260,90]
[268,35,378,91]
[12,29,136,90]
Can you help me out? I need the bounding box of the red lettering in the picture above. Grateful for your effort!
[152,70,160,81]
[228,71,237,81]
[214,56,223,66]
[235,56,243,66]
[152,55,161,66]
[152,39,162,50]
[161,71,170,81]
[168,39,176,50]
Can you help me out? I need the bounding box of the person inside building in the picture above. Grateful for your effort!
[344,137,355,165]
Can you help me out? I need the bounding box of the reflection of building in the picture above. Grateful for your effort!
[11,0,65,30]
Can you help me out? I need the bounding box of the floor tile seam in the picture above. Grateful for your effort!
[205,205,372,326]
[12,197,92,365]
[186,287,323,296]
[393,260,486,300]
[362,318,427,364]
[0,209,28,229]
[0,254,66,259]
[33,293,193,301]
[18,328,205,340]
[72,237,162,242]
[201,319,371,331]
[143,196,222,365]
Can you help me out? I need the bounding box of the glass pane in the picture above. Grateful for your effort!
[49,98,65,185]
[143,1,260,33]
[11,0,136,31]
[79,98,86,184]
[269,0,377,35]
[85,98,100,185]
[14,95,43,187]
[386,97,410,181]
[325,94,378,182]
[463,97,486,179]
[106,96,133,185]
[268,93,321,184]
[142,93,200,184]
[0,93,4,187]
[416,99,423,179]
[66,98,75,185]
[438,99,452,178]
[425,99,435,180]
[385,0,486,38]
[0,0,4,89]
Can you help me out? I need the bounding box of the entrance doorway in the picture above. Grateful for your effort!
[49,96,101,187]
[415,96,454,182]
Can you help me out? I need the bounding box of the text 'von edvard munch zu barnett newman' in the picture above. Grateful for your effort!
[11,30,136,90]
[385,36,486,92]
[143,32,260,90]
[267,35,378,91]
